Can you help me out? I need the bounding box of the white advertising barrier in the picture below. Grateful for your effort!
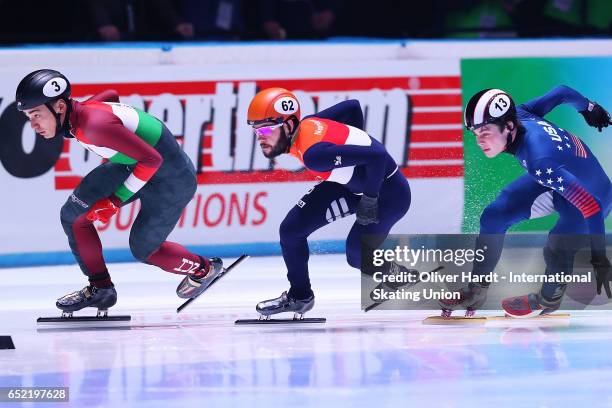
[0,58,463,261]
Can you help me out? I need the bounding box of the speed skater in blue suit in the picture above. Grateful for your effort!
[441,85,612,318]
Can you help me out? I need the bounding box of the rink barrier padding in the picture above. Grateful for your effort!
[2,234,610,268]
[0,240,345,268]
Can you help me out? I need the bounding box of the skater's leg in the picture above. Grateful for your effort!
[473,174,551,279]
[442,176,549,317]
[60,162,132,288]
[280,182,359,299]
[255,182,358,317]
[502,196,589,318]
[539,195,589,308]
[128,165,204,275]
[346,170,411,274]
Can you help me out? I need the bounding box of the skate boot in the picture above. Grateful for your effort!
[440,282,488,318]
[502,292,561,318]
[256,291,315,320]
[176,257,223,299]
[56,285,117,317]
[381,263,420,291]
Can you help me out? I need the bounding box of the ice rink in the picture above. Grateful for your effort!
[1,253,612,407]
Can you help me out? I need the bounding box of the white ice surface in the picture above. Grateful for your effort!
[1,254,612,407]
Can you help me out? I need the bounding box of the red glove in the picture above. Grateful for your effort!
[86,198,119,223]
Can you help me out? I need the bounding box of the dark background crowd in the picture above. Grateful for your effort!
[0,0,610,45]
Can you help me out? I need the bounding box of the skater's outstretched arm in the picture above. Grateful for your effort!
[519,85,589,118]
[520,86,612,131]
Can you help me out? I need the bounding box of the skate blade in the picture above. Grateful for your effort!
[487,313,571,321]
[235,317,326,325]
[422,316,487,325]
[177,254,249,313]
[37,315,131,331]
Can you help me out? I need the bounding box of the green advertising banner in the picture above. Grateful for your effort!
[462,57,612,233]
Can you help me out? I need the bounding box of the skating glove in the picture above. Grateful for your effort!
[592,256,612,298]
[86,198,119,224]
[356,194,379,225]
[580,102,611,132]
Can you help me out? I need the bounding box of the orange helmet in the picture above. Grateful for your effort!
[247,87,301,126]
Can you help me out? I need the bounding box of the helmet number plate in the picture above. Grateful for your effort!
[274,97,298,115]
[489,94,511,118]
[43,77,68,97]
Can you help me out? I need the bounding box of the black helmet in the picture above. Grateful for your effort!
[16,69,71,111]
[464,88,516,131]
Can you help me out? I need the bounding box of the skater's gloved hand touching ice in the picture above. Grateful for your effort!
[592,256,612,298]
[86,197,119,224]
[580,102,612,132]
[356,194,379,225]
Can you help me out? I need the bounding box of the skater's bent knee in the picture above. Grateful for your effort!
[346,251,361,269]
[279,216,308,241]
[130,240,153,263]
[60,198,88,226]
[479,201,513,233]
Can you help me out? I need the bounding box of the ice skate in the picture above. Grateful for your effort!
[56,285,117,315]
[38,285,130,327]
[439,282,488,317]
[502,293,562,318]
[256,291,315,319]
[365,265,441,312]
[176,257,224,299]
[235,291,325,325]
[422,282,489,325]
[176,255,249,313]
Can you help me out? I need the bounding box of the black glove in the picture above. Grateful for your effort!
[592,256,612,298]
[580,102,612,132]
[356,194,379,225]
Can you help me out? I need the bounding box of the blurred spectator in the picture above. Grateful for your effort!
[256,0,342,40]
[83,0,197,41]
[172,0,243,40]
[442,0,518,38]
[543,0,612,35]
[0,0,609,43]
[83,0,135,41]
